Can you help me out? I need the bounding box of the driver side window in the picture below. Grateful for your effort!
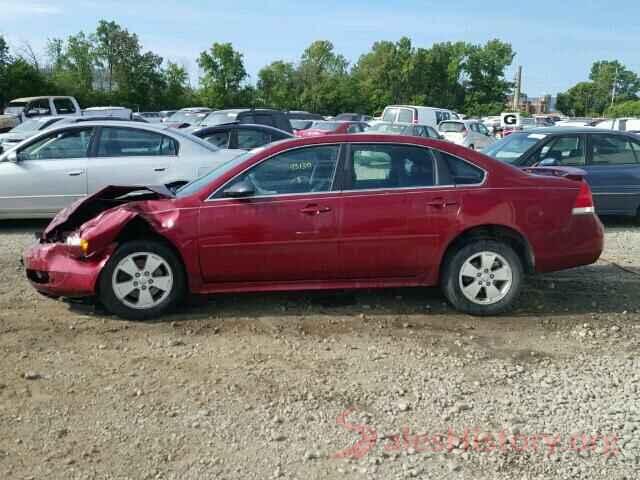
[19,128,94,160]
[221,145,339,197]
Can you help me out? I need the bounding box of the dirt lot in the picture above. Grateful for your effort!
[1,219,639,480]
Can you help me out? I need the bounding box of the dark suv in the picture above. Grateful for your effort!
[196,109,293,133]
[484,127,640,220]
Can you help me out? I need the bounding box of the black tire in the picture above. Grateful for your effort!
[98,240,186,321]
[469,144,475,150]
[441,240,523,316]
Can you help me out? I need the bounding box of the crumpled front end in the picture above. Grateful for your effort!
[24,185,176,299]
[24,242,116,298]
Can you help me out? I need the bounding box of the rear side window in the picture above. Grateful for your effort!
[590,135,639,165]
[348,144,435,190]
[97,127,178,157]
[397,109,413,123]
[53,98,76,115]
[438,152,485,185]
[439,121,465,133]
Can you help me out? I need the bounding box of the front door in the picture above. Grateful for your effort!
[0,127,92,217]
[198,144,342,283]
[338,143,457,280]
[585,133,640,215]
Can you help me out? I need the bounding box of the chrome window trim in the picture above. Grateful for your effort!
[206,143,342,202]
[204,141,488,202]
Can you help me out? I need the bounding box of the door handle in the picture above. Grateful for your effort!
[154,167,166,172]
[427,198,458,209]
[67,170,84,176]
[299,204,332,215]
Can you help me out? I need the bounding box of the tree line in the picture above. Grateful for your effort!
[1,19,638,118]
[0,20,516,116]
[556,60,640,117]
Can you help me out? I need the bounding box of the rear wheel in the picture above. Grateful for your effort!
[468,144,475,150]
[99,240,185,320]
[442,240,523,316]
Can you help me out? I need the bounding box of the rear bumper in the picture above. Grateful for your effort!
[23,243,114,298]
[534,213,604,273]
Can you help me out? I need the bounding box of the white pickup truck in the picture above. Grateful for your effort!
[0,96,81,132]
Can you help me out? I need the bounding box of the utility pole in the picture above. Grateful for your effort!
[513,65,522,111]
[611,65,618,107]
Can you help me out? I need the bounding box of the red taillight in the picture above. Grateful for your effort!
[572,181,595,215]
[413,115,418,124]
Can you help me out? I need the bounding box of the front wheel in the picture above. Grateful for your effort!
[98,240,186,320]
[441,240,523,316]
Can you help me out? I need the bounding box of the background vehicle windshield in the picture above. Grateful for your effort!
[4,102,27,115]
[199,111,239,127]
[167,111,206,124]
[10,119,46,133]
[291,120,313,130]
[310,121,340,131]
[483,132,543,162]
[175,151,254,198]
[369,123,405,134]
[439,121,465,132]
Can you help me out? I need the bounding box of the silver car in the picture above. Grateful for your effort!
[0,121,240,219]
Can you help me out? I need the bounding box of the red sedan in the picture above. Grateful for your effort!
[24,134,603,320]
[295,121,368,137]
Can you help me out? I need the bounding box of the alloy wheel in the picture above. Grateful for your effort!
[111,252,174,310]
[458,251,513,305]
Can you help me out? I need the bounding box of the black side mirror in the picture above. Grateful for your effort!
[224,180,255,198]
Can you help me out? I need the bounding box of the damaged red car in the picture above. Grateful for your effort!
[24,134,604,320]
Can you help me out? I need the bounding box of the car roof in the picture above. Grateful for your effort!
[196,123,293,135]
[45,120,171,131]
[10,96,73,102]
[516,126,630,135]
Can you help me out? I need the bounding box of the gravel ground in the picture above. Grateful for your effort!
[0,218,639,480]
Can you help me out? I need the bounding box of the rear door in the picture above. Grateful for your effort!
[338,143,458,280]
[585,133,640,215]
[0,127,92,217]
[87,126,178,193]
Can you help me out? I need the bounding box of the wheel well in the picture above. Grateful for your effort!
[441,225,535,276]
[104,218,189,290]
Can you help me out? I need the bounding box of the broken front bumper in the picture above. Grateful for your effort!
[23,242,115,298]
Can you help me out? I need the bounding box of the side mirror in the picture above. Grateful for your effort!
[224,180,255,198]
[539,158,557,167]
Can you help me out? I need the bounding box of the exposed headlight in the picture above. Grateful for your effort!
[66,233,89,253]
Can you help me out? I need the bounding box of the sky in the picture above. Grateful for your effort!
[1,0,639,97]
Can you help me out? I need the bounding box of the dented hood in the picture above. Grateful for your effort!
[44,185,175,238]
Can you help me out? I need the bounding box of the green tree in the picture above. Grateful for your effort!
[463,39,515,116]
[163,61,191,108]
[198,42,248,108]
[606,99,640,117]
[298,40,351,113]
[256,60,300,109]
[555,82,598,116]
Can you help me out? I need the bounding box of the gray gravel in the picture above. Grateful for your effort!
[0,218,639,479]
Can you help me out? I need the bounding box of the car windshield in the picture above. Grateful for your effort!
[310,121,340,131]
[369,123,406,134]
[4,102,27,115]
[291,120,313,130]
[199,111,239,127]
[482,132,544,162]
[168,111,206,124]
[439,122,465,132]
[175,151,254,198]
[10,119,46,133]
